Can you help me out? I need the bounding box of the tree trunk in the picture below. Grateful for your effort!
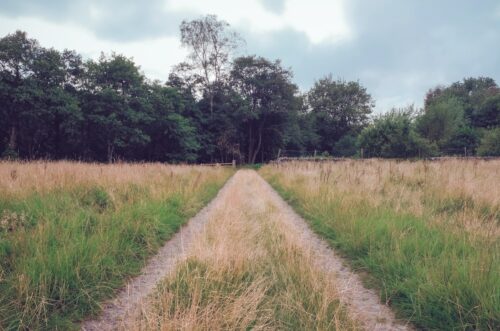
[251,122,264,164]
[248,122,254,164]
[209,92,214,117]
[107,141,114,163]
[54,115,61,159]
[209,87,214,162]
[7,126,17,151]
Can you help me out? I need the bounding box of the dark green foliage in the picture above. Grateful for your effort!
[1,28,499,161]
[230,56,299,163]
[425,77,497,117]
[477,128,500,156]
[473,93,500,128]
[358,107,436,158]
[284,99,320,153]
[0,32,200,163]
[442,125,480,155]
[333,134,358,157]
[416,97,466,147]
[308,75,374,154]
[1,148,18,160]
[420,77,500,156]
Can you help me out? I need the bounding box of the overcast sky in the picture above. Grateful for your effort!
[1,0,499,112]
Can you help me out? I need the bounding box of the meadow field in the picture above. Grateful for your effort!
[0,159,498,330]
[0,161,233,330]
[260,159,500,330]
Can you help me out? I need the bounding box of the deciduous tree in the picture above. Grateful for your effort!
[178,15,242,115]
[231,56,297,163]
[308,75,373,154]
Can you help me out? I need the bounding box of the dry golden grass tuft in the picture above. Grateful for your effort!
[0,161,230,200]
[262,159,500,238]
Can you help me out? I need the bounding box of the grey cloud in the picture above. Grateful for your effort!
[0,0,191,41]
[89,1,182,41]
[258,0,286,14]
[243,0,500,111]
[0,0,81,20]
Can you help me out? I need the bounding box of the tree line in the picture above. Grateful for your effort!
[358,77,500,158]
[1,16,499,163]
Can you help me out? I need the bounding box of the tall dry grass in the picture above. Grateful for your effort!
[134,170,357,330]
[260,159,500,330]
[0,161,226,198]
[263,159,499,238]
[0,161,233,330]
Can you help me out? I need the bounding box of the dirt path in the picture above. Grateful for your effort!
[255,171,412,331]
[82,170,411,330]
[81,174,239,330]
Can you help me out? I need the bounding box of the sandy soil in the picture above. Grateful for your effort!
[82,170,412,330]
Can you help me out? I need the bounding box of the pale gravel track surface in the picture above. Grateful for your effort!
[254,171,413,331]
[82,170,412,330]
[81,174,238,331]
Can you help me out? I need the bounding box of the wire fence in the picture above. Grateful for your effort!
[274,148,500,162]
[197,148,499,165]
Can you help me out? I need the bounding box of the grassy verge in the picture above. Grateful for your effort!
[0,162,233,330]
[260,160,499,330]
[135,171,357,330]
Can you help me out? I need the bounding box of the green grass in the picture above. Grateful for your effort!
[263,173,500,331]
[240,163,263,170]
[0,172,232,330]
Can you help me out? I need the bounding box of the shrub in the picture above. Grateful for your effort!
[477,128,500,156]
[1,148,18,160]
[358,107,436,158]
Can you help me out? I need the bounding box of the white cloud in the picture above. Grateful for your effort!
[375,96,417,114]
[166,0,351,44]
[0,15,187,81]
